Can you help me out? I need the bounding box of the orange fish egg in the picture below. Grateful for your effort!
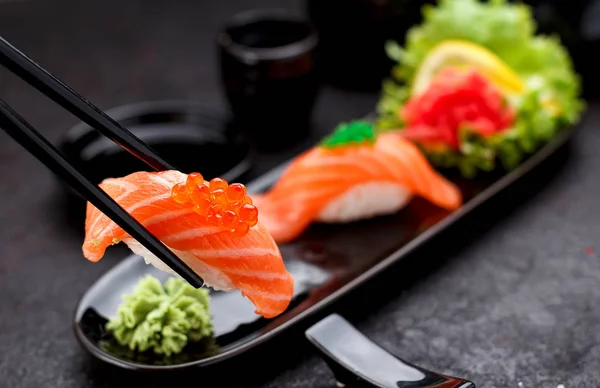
[190,184,210,203]
[193,198,211,216]
[170,174,256,237]
[211,189,228,207]
[171,183,189,204]
[239,204,258,226]
[209,177,228,190]
[207,205,224,226]
[186,172,205,189]
[226,183,246,202]
[221,210,238,229]
[230,220,250,237]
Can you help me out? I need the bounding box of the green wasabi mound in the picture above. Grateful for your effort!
[105,275,213,357]
[320,120,377,149]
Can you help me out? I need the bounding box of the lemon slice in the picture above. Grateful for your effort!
[412,40,526,96]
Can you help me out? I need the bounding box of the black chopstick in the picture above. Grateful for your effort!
[0,35,204,287]
[0,36,174,172]
[0,98,204,288]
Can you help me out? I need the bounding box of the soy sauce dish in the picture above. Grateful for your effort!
[58,100,252,199]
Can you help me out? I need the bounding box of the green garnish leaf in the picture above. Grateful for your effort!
[320,120,377,149]
[105,275,213,357]
[385,40,404,62]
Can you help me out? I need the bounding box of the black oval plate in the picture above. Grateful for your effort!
[73,123,577,371]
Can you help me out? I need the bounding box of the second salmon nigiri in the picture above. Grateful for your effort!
[82,170,294,319]
[252,121,463,243]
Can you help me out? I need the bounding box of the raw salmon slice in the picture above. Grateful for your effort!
[83,170,294,319]
[252,131,462,243]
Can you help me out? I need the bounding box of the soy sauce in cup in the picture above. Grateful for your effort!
[217,9,320,152]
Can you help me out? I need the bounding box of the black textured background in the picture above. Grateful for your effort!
[1,1,600,387]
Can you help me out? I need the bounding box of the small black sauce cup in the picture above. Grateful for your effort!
[217,9,320,152]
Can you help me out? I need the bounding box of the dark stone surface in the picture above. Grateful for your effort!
[0,1,599,387]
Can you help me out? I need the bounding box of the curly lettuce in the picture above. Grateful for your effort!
[376,0,585,177]
[105,275,213,356]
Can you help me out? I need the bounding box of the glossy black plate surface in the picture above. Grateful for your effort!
[74,124,577,370]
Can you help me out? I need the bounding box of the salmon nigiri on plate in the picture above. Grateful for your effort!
[74,118,575,371]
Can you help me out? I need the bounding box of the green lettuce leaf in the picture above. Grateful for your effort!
[105,275,213,356]
[376,0,585,176]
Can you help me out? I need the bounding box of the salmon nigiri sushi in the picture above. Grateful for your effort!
[82,170,294,319]
[252,121,462,243]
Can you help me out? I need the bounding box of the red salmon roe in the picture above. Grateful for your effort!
[226,183,246,201]
[193,198,211,216]
[186,172,204,189]
[206,205,223,226]
[228,201,242,214]
[190,184,210,203]
[171,183,189,204]
[221,210,238,229]
[211,189,228,207]
[231,220,250,237]
[169,172,259,237]
[239,203,258,227]
[209,177,228,190]
[230,196,253,212]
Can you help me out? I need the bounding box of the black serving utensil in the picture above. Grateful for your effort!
[0,98,203,288]
[0,35,204,288]
[305,314,475,388]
